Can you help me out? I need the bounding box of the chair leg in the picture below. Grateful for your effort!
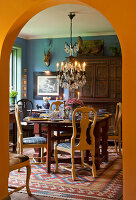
[26,164,31,195]
[71,152,76,180]
[41,147,44,162]
[118,139,122,157]
[54,145,58,173]
[81,150,84,169]
[114,140,118,154]
[92,154,96,177]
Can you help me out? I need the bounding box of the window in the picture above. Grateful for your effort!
[10,46,22,101]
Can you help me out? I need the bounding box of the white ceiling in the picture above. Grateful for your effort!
[18,4,115,40]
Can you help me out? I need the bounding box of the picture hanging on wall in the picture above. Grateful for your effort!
[33,72,63,100]
[77,40,104,56]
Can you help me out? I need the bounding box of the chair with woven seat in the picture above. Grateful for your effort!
[15,104,47,163]
[107,102,122,156]
[8,152,31,195]
[54,106,97,180]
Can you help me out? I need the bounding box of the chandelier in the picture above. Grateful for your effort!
[56,12,86,89]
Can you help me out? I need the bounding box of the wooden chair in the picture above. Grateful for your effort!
[50,100,73,142]
[8,152,31,195]
[50,100,63,111]
[17,98,33,118]
[17,98,34,137]
[15,104,47,163]
[108,102,122,156]
[54,107,97,180]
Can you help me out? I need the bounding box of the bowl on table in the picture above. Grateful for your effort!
[32,113,40,118]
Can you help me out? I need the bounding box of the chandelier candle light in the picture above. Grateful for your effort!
[56,12,86,89]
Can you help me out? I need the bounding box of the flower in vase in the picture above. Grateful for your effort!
[43,96,51,102]
[66,98,84,110]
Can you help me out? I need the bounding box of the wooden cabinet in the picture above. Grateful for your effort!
[69,56,122,103]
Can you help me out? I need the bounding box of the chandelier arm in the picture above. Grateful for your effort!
[65,42,70,48]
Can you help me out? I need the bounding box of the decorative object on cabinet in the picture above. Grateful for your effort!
[109,43,121,56]
[23,68,27,98]
[33,72,63,100]
[56,12,86,89]
[77,39,104,56]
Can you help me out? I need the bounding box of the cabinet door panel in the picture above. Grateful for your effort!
[94,64,108,97]
[80,64,94,98]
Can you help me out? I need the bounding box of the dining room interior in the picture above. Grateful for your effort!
[8,3,123,200]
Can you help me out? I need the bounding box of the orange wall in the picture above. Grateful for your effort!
[0,0,135,199]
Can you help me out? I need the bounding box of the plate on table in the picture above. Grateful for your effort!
[27,116,50,121]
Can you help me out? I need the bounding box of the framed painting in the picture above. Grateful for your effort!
[33,72,63,100]
[77,40,104,56]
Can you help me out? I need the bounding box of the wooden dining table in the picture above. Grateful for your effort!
[25,114,111,173]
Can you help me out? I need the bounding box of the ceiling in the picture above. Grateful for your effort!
[18,4,115,40]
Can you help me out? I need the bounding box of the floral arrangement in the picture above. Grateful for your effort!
[65,98,84,110]
[9,87,18,97]
[43,96,51,102]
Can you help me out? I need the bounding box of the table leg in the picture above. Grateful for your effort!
[101,119,108,162]
[47,124,51,173]
[34,123,41,160]
[94,124,101,170]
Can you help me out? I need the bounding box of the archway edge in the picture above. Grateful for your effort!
[0,0,135,200]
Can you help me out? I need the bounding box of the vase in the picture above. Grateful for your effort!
[10,97,16,105]
[43,102,50,109]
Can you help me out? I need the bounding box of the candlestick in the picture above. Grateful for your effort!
[56,97,58,100]
[78,92,80,99]
[56,63,59,71]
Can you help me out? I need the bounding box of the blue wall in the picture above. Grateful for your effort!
[15,35,120,108]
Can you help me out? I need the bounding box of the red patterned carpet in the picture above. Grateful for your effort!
[9,151,122,200]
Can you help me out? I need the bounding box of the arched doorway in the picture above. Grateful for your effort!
[1,0,134,199]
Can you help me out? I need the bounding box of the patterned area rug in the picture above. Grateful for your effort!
[9,153,122,200]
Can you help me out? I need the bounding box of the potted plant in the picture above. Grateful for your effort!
[9,87,18,105]
[109,43,121,56]
[43,97,51,109]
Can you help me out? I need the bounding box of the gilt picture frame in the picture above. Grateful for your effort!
[33,72,63,100]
